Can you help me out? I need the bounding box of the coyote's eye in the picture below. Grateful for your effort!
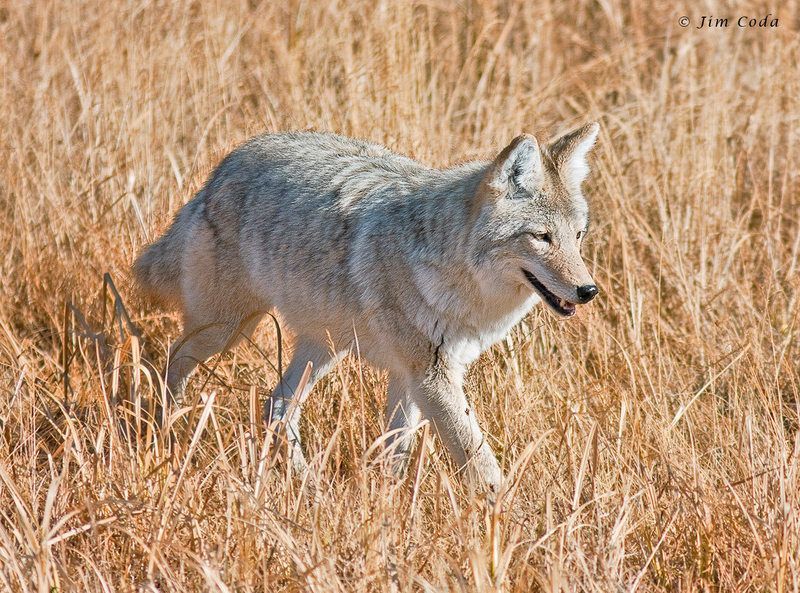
[531,232,551,244]
[576,230,585,241]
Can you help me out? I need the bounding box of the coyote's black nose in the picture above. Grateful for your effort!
[576,284,598,303]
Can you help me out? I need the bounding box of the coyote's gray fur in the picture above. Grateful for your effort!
[134,124,601,495]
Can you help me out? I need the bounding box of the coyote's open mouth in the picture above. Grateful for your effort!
[522,269,576,317]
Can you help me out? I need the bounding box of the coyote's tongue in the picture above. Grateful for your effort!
[522,269,577,317]
[559,298,576,314]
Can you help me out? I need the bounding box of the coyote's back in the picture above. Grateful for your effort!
[133,131,430,314]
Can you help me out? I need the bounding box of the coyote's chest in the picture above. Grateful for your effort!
[445,294,540,367]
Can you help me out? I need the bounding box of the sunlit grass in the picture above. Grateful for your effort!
[1,1,798,590]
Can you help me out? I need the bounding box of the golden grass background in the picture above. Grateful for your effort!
[1,0,799,590]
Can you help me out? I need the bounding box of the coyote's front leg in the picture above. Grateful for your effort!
[411,356,502,497]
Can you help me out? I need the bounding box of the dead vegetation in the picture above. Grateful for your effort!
[1,1,799,590]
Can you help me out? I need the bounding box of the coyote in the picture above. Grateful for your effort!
[134,124,600,495]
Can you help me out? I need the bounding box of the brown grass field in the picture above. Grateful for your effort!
[1,1,799,591]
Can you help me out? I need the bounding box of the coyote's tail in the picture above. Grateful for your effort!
[133,208,192,307]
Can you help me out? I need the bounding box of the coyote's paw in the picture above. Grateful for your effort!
[466,444,503,503]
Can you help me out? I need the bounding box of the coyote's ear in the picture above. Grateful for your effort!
[482,134,544,198]
[548,122,600,194]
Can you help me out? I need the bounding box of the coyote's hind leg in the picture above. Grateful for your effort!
[165,313,263,402]
[265,338,346,472]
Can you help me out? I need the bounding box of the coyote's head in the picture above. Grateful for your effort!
[469,123,600,317]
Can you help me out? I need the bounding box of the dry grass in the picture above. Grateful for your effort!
[1,0,799,591]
